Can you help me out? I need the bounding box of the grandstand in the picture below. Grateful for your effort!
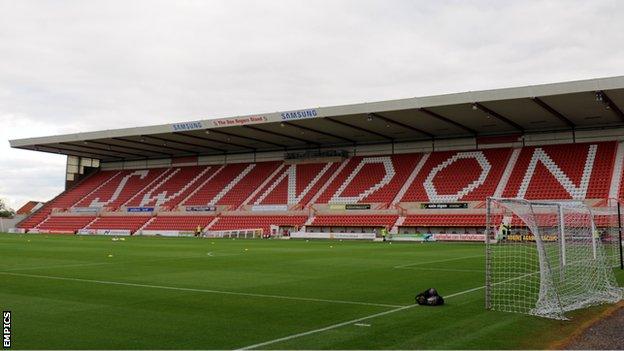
[8,76,624,240]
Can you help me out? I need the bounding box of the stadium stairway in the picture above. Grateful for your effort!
[137,217,157,232]
[34,215,96,233]
[390,216,406,234]
[182,163,255,207]
[305,158,351,206]
[86,216,151,233]
[239,163,287,208]
[176,165,226,208]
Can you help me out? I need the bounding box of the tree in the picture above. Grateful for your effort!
[0,198,15,218]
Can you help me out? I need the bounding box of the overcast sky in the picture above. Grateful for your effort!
[1,0,623,210]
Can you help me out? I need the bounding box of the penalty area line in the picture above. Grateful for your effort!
[235,272,536,350]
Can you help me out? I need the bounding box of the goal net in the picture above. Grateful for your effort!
[591,198,624,269]
[202,229,262,239]
[485,198,622,320]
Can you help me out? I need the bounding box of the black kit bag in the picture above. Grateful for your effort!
[415,288,445,306]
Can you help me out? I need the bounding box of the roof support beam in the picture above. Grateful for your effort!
[243,125,321,146]
[418,108,477,135]
[369,113,434,138]
[599,91,624,122]
[174,132,256,151]
[474,103,525,132]
[60,142,147,158]
[206,129,286,148]
[113,137,194,155]
[89,140,172,157]
[325,117,394,141]
[282,122,355,143]
[531,97,575,129]
[34,145,122,160]
[143,135,225,153]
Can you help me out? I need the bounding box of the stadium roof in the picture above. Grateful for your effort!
[9,75,624,162]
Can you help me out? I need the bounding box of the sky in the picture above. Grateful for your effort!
[1,0,624,210]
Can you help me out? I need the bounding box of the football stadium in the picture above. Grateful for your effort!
[2,76,624,349]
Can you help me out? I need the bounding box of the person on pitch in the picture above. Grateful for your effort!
[195,225,202,237]
[381,227,388,242]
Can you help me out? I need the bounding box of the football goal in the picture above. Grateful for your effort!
[202,229,262,239]
[485,198,622,320]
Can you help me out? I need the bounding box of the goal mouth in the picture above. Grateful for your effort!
[485,197,623,320]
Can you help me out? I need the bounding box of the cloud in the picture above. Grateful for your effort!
[1,0,624,209]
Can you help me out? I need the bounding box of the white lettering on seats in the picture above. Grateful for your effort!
[209,164,255,205]
[90,170,149,207]
[330,157,395,203]
[255,163,333,205]
[516,145,597,200]
[424,151,491,202]
[140,166,212,207]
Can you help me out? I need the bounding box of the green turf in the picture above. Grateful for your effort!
[0,234,622,350]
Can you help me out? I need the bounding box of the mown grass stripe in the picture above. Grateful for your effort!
[0,271,404,308]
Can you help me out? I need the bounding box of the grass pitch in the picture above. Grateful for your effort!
[0,234,622,350]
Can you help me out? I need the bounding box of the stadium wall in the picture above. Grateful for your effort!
[0,215,26,232]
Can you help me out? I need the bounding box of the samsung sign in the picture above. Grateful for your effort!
[280,109,318,121]
[172,121,204,131]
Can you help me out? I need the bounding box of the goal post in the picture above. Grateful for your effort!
[595,198,624,270]
[485,197,623,320]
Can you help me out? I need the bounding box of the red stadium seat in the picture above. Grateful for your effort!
[16,141,620,231]
[400,148,512,202]
[143,216,215,231]
[36,216,96,233]
[249,162,341,206]
[311,215,398,227]
[313,154,422,205]
[503,142,615,200]
[209,215,307,234]
[18,171,120,229]
[86,216,151,232]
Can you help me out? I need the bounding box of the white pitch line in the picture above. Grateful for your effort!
[393,254,483,269]
[395,267,485,273]
[237,305,415,350]
[235,271,537,350]
[235,283,486,350]
[0,271,403,308]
